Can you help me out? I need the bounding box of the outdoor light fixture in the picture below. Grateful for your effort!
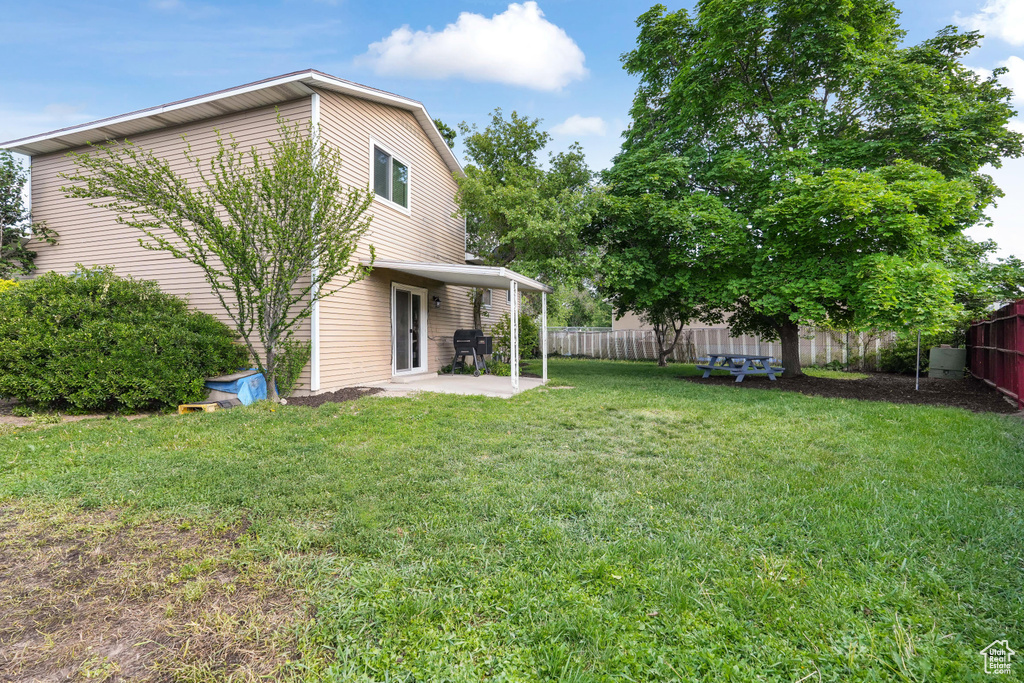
[432,296,442,308]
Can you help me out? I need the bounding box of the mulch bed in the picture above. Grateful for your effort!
[682,372,1018,414]
[284,386,384,408]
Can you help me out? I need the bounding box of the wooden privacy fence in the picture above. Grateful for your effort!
[547,327,896,370]
[968,300,1024,410]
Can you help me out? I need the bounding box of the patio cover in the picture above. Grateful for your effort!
[367,259,552,391]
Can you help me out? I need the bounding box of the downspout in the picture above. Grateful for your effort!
[310,92,321,392]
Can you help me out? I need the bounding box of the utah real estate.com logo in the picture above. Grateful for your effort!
[981,640,1015,675]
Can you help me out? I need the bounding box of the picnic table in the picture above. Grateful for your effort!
[696,353,784,383]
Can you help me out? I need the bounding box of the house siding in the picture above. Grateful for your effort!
[29,98,314,389]
[27,88,516,394]
[313,88,507,389]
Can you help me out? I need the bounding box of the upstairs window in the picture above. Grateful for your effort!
[373,145,409,209]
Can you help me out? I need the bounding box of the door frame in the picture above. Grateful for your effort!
[391,282,429,376]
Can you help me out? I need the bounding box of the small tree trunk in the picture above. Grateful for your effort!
[779,320,803,378]
[472,289,483,330]
[265,345,280,403]
[653,318,685,367]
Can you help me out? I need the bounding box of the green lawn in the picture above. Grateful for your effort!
[2,359,1022,681]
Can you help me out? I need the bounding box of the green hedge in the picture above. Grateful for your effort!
[877,330,961,375]
[492,312,540,360]
[0,266,249,412]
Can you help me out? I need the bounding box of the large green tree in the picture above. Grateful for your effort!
[0,151,57,279]
[63,117,374,401]
[455,109,599,327]
[587,148,749,365]
[595,1,1022,375]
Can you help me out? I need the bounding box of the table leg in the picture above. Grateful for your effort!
[703,355,720,378]
[735,359,754,383]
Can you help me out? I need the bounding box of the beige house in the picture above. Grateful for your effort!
[2,70,550,394]
[612,310,651,331]
[612,310,729,331]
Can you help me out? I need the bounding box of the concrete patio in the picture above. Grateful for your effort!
[366,373,546,398]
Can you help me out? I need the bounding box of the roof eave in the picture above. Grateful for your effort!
[0,70,464,177]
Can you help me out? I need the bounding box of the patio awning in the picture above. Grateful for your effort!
[366,258,551,393]
[366,259,553,293]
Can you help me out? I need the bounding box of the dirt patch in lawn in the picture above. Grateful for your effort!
[0,399,154,428]
[682,372,1018,414]
[286,386,384,408]
[0,505,304,682]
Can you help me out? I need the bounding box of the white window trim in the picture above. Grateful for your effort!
[391,282,429,376]
[369,137,412,216]
[481,288,492,310]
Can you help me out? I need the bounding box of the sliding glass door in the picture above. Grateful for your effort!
[393,285,426,374]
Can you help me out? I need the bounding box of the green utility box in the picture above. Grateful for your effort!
[928,346,966,380]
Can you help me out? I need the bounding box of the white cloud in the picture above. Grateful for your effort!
[957,0,1024,45]
[0,103,93,145]
[999,55,1024,104]
[967,55,1024,104]
[551,114,607,137]
[969,65,993,80]
[967,112,1024,258]
[358,2,587,91]
[968,153,1024,258]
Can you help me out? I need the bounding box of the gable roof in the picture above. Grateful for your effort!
[0,70,463,176]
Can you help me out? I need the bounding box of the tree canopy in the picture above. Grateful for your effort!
[455,109,599,325]
[591,1,1023,375]
[433,119,457,149]
[0,151,57,278]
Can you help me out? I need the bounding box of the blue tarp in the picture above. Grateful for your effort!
[204,370,267,405]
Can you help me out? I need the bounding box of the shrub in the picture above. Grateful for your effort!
[488,361,511,376]
[439,360,511,376]
[275,338,311,398]
[492,312,540,360]
[0,266,250,412]
[877,330,960,375]
[0,279,17,294]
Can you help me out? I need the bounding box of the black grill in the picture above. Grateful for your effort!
[452,329,492,376]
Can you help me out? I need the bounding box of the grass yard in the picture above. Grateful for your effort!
[1,359,1022,681]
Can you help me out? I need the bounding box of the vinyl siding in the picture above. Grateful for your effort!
[313,88,504,388]
[27,89,514,394]
[29,98,314,389]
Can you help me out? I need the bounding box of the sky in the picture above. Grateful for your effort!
[1,0,1022,257]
